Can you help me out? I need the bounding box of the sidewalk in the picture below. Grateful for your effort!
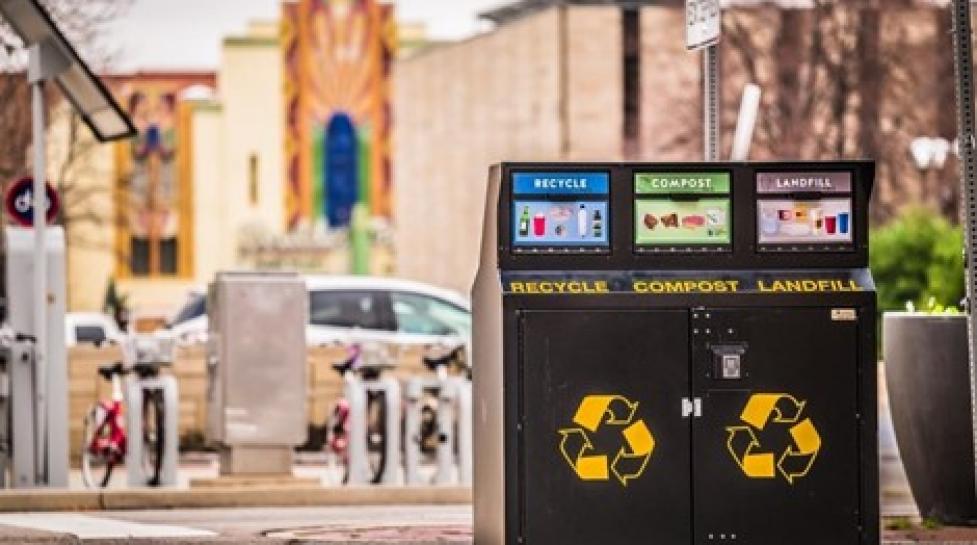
[0,506,974,545]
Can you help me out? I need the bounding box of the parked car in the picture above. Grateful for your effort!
[164,276,472,349]
[65,312,124,348]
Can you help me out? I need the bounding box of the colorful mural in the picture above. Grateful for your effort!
[282,0,395,231]
[112,73,215,277]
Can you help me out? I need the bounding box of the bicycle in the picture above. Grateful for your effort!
[81,335,172,488]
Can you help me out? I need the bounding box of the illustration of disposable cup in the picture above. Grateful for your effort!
[825,216,837,234]
[533,213,546,236]
[811,209,824,234]
[838,212,850,235]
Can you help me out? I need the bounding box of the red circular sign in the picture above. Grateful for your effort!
[5,177,59,227]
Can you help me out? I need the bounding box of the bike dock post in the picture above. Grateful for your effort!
[344,372,371,485]
[403,377,427,485]
[403,359,473,486]
[436,375,475,486]
[125,374,179,487]
[433,378,457,485]
[346,372,402,485]
[456,377,473,486]
[369,376,402,485]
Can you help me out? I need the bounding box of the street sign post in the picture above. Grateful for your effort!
[4,176,59,227]
[687,0,722,162]
[950,0,977,505]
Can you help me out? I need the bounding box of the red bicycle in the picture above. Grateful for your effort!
[81,362,165,488]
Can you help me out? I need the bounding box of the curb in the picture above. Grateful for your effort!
[0,487,472,513]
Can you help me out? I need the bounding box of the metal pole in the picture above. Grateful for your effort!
[29,70,47,486]
[703,44,720,161]
[950,0,977,498]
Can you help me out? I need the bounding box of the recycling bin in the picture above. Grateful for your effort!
[472,163,878,545]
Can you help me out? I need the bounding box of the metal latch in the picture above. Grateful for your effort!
[682,397,702,418]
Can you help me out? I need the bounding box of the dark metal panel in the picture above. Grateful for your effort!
[692,307,861,545]
[518,310,691,545]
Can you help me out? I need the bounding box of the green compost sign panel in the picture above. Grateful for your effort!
[634,172,732,245]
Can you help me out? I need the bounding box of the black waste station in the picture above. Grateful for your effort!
[472,162,878,545]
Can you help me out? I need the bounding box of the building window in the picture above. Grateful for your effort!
[249,153,260,206]
[622,7,642,158]
[116,82,201,280]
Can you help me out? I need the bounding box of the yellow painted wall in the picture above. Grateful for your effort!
[57,22,285,316]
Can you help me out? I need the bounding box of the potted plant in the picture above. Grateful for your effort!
[875,209,976,524]
[884,301,977,525]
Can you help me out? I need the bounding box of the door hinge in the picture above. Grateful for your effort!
[682,397,702,418]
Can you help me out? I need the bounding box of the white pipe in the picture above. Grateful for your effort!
[731,83,762,161]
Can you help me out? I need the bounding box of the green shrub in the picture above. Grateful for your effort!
[870,208,965,313]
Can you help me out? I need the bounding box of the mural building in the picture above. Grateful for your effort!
[282,0,395,232]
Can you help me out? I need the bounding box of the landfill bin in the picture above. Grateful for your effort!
[473,163,878,545]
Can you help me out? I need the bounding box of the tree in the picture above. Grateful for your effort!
[722,0,951,222]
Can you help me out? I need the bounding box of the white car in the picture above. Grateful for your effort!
[65,312,124,348]
[165,275,471,349]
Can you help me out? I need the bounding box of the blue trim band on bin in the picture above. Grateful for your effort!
[513,172,610,195]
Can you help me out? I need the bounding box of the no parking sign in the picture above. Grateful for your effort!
[4,176,59,227]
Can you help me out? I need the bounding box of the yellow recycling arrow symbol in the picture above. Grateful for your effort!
[726,393,821,484]
[558,395,655,486]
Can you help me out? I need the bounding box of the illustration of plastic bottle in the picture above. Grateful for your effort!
[577,204,588,237]
[592,209,603,239]
[519,206,530,237]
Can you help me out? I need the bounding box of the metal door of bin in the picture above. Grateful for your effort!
[692,307,861,545]
[518,310,690,545]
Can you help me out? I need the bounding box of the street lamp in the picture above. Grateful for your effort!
[910,136,952,171]
[0,0,134,486]
[0,0,135,141]
[910,136,955,213]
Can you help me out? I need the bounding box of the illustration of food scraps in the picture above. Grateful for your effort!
[642,209,726,234]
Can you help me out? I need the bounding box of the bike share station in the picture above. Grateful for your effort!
[473,163,879,545]
[404,345,473,486]
[334,341,403,485]
[0,226,180,489]
[1,226,69,488]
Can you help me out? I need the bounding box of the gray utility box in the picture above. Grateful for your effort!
[206,272,307,475]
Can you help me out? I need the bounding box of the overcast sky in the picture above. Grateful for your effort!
[108,0,506,71]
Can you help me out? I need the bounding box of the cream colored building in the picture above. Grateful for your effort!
[58,21,285,314]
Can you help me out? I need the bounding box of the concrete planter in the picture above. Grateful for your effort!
[883,312,977,524]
